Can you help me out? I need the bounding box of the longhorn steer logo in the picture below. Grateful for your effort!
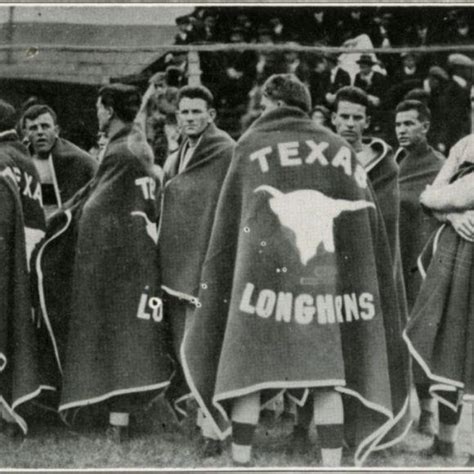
[255,185,375,265]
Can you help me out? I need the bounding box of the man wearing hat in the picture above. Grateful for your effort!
[174,15,193,45]
[354,54,388,136]
[354,54,387,109]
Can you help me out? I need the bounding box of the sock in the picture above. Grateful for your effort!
[109,412,129,427]
[420,398,436,414]
[231,392,260,464]
[438,422,458,444]
[313,389,343,467]
[439,391,463,426]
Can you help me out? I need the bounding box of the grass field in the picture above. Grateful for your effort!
[0,394,471,469]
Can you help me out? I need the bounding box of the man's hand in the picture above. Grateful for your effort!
[448,210,474,242]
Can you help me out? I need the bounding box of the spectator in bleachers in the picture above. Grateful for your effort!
[333,8,369,45]
[234,13,254,42]
[310,104,331,128]
[388,52,425,107]
[354,54,387,109]
[449,11,474,46]
[174,15,194,45]
[218,26,257,108]
[199,11,220,43]
[309,53,351,108]
[354,54,388,135]
[424,66,450,153]
[439,54,472,152]
[282,44,310,84]
[269,16,288,43]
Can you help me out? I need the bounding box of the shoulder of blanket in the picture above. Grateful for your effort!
[0,170,21,208]
[429,147,446,165]
[448,134,474,163]
[101,132,156,179]
[52,138,98,172]
[204,125,235,151]
[0,141,39,180]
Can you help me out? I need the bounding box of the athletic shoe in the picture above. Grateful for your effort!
[201,438,223,458]
[423,436,455,458]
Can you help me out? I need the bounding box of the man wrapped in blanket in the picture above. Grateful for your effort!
[35,84,174,441]
[181,74,410,467]
[405,134,474,466]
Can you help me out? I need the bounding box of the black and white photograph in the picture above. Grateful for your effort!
[0,3,473,470]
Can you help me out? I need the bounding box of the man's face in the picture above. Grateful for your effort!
[311,111,326,127]
[24,112,58,156]
[96,97,112,133]
[395,109,429,149]
[332,100,369,145]
[359,63,372,75]
[177,97,214,139]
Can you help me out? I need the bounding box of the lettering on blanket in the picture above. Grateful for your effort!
[249,141,368,189]
[239,282,375,324]
[136,286,163,322]
[135,176,156,200]
[1,165,42,203]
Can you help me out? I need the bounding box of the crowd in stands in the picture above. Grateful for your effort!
[144,7,474,155]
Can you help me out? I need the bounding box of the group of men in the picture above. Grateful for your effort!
[1,71,473,468]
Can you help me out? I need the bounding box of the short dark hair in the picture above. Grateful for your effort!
[404,88,430,106]
[0,100,17,133]
[311,105,330,119]
[334,86,369,111]
[262,74,312,113]
[22,104,58,127]
[395,99,431,123]
[98,83,141,123]
[177,85,214,109]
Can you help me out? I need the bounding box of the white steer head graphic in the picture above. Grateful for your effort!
[255,185,375,265]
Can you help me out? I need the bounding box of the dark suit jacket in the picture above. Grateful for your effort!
[354,71,387,103]
[310,67,351,105]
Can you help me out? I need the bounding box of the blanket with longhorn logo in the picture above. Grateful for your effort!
[404,162,474,410]
[181,107,410,466]
[0,135,52,434]
[35,125,174,413]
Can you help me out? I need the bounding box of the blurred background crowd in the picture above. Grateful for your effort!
[138,6,474,167]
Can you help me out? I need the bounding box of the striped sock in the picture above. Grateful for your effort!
[231,392,260,464]
[313,389,343,467]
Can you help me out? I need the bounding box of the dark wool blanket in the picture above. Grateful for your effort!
[35,125,173,412]
[405,163,474,410]
[159,123,235,300]
[33,137,98,204]
[365,138,409,328]
[182,107,411,466]
[398,145,444,311]
[0,142,53,433]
